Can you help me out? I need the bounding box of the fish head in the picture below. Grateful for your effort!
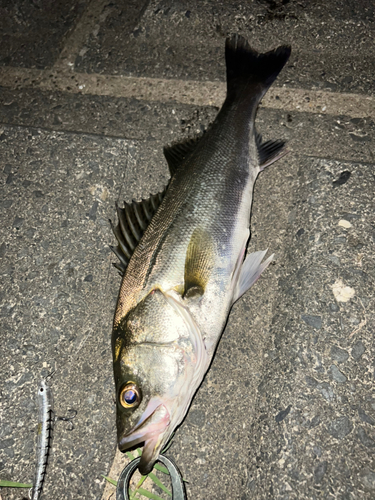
[112,288,206,475]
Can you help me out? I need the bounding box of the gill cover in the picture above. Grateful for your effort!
[112,288,204,474]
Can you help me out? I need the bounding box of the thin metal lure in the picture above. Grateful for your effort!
[30,379,54,500]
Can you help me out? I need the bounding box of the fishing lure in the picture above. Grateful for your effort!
[29,377,77,499]
[30,379,54,500]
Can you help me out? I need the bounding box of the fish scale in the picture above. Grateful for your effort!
[111,34,291,475]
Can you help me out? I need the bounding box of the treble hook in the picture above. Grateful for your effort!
[116,455,186,500]
[56,409,77,431]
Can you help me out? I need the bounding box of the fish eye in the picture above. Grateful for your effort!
[119,382,142,409]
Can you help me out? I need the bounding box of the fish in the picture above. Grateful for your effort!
[31,379,54,500]
[110,34,291,475]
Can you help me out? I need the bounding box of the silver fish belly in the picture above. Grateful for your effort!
[111,34,291,474]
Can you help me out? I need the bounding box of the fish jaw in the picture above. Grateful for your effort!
[118,399,171,475]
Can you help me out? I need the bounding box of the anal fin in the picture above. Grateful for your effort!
[233,250,274,304]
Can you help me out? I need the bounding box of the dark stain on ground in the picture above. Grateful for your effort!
[257,0,297,22]
[333,171,351,187]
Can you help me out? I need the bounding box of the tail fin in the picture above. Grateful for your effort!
[226,34,291,100]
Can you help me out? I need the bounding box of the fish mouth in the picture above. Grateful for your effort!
[118,400,171,475]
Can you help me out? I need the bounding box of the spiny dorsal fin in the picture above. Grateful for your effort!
[110,188,167,276]
[163,137,202,177]
[184,227,215,299]
[256,132,287,170]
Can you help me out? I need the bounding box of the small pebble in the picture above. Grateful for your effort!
[331,279,355,302]
[358,407,375,426]
[330,365,347,383]
[314,461,328,483]
[352,340,365,359]
[327,416,353,439]
[329,303,339,312]
[317,382,335,402]
[338,219,352,228]
[301,314,322,329]
[331,345,349,363]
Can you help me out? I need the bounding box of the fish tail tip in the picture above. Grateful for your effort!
[226,34,291,60]
[225,34,291,97]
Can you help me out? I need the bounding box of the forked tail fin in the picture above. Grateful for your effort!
[225,34,291,102]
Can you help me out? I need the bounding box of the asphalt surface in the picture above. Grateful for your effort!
[0,1,374,499]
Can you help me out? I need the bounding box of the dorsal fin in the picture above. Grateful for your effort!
[184,227,215,299]
[256,131,287,170]
[110,188,167,276]
[163,137,202,176]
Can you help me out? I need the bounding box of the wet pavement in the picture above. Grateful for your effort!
[0,1,374,499]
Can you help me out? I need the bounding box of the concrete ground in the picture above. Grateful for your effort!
[0,1,374,499]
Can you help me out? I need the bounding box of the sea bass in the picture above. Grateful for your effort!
[111,35,291,474]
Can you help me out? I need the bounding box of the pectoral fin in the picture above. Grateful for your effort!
[184,228,215,299]
[233,250,274,304]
